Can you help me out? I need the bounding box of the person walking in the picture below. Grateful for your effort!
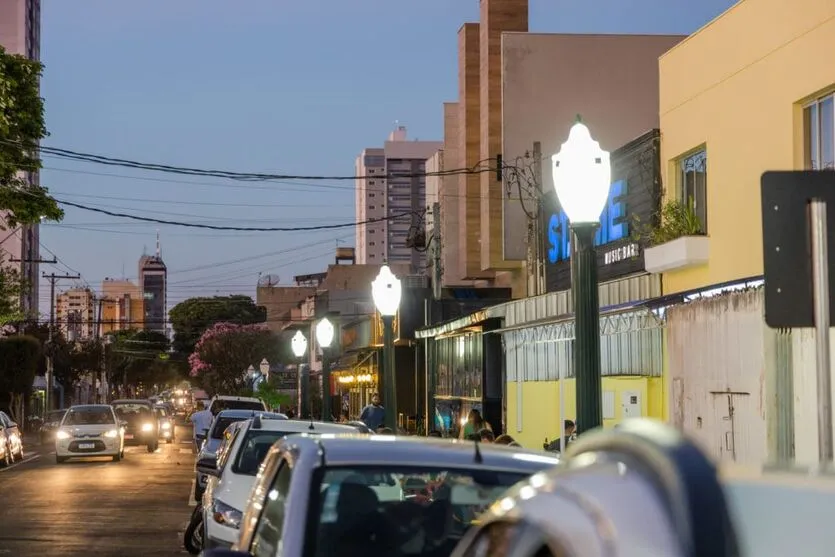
[360,393,385,431]
[459,409,491,440]
[189,400,213,453]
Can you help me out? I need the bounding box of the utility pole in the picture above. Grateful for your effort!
[43,272,80,412]
[431,202,442,300]
[95,296,116,401]
[9,256,57,333]
[532,141,546,296]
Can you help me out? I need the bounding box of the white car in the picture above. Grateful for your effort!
[55,404,125,463]
[198,417,361,550]
[207,395,268,415]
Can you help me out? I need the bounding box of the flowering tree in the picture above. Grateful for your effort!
[188,322,282,395]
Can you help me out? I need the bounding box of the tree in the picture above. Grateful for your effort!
[107,329,180,388]
[0,335,40,421]
[189,322,281,396]
[0,252,25,326]
[255,381,292,412]
[0,46,63,228]
[169,295,267,355]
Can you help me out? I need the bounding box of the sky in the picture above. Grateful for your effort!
[36,0,736,314]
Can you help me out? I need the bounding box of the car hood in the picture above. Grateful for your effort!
[60,424,118,436]
[214,473,256,513]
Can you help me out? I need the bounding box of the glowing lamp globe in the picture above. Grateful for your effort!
[291,330,307,358]
[315,317,335,349]
[551,119,612,225]
[372,264,402,317]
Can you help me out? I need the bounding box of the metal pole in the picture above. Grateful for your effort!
[572,224,603,433]
[810,199,833,464]
[382,315,398,431]
[532,141,544,296]
[46,276,55,412]
[559,362,565,453]
[321,348,331,422]
[432,202,442,300]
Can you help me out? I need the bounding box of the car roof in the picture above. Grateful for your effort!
[215,409,286,420]
[302,435,560,472]
[67,405,112,412]
[111,399,152,405]
[211,395,261,402]
[248,420,360,434]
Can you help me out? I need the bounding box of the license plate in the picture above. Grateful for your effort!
[125,434,134,440]
[78,443,95,449]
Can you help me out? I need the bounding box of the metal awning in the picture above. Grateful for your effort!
[415,309,494,339]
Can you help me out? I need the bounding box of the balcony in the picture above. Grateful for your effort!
[644,235,710,274]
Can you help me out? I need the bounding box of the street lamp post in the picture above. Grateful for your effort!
[551,116,612,434]
[372,264,402,432]
[315,317,335,422]
[291,331,308,418]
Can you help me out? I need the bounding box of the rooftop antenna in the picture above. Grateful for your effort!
[156,229,161,258]
[473,438,484,464]
[121,261,125,279]
[308,415,315,431]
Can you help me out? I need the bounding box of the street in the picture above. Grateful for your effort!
[0,424,195,556]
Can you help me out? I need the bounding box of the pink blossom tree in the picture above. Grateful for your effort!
[189,322,282,395]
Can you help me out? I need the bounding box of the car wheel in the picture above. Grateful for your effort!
[147,442,157,453]
[112,452,121,462]
[55,455,66,464]
[1,447,10,467]
[183,505,204,555]
[15,444,23,460]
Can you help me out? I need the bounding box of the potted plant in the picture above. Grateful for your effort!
[633,197,709,274]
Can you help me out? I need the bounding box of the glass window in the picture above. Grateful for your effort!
[679,149,707,233]
[251,461,293,557]
[231,431,288,476]
[216,427,241,471]
[805,94,835,170]
[308,466,529,557]
[63,406,115,425]
[210,416,248,440]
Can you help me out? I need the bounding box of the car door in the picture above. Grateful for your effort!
[248,459,293,557]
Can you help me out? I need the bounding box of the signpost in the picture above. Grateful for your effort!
[761,171,835,464]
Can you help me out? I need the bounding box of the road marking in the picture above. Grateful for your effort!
[0,454,40,472]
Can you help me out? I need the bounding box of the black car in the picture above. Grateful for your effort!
[39,409,67,444]
[111,399,159,452]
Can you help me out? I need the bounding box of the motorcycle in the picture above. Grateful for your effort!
[183,503,204,554]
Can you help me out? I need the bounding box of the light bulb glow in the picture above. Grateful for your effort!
[291,330,308,358]
[315,318,335,348]
[371,265,402,316]
[551,120,612,225]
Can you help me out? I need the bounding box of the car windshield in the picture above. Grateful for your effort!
[46,410,66,422]
[113,404,153,421]
[63,408,115,426]
[211,416,248,439]
[231,431,287,476]
[211,399,264,413]
[310,466,528,557]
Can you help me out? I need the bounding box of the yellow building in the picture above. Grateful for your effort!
[100,278,143,334]
[654,0,835,294]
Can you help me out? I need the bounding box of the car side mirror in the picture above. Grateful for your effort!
[8,422,18,429]
[196,455,219,477]
[199,549,253,557]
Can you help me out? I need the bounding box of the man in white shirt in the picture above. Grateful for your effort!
[189,401,213,453]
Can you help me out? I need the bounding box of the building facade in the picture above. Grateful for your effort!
[56,287,95,341]
[138,241,167,334]
[0,0,41,315]
[100,278,143,334]
[354,127,442,272]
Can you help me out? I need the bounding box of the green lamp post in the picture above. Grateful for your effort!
[372,264,402,432]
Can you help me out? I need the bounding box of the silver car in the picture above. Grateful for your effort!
[217,434,559,557]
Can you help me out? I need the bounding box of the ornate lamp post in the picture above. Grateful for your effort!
[315,317,335,422]
[291,330,309,418]
[372,264,402,431]
[551,116,611,434]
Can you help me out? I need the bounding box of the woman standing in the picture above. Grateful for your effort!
[458,409,492,440]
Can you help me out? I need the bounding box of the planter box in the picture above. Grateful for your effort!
[644,236,709,274]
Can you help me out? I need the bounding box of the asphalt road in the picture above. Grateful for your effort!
[0,424,196,556]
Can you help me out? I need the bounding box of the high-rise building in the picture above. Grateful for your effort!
[138,233,167,334]
[0,0,42,316]
[100,278,144,334]
[354,126,442,272]
[56,287,95,341]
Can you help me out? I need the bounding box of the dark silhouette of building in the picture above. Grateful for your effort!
[139,232,167,334]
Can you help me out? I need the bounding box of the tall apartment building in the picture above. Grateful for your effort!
[354,126,442,272]
[138,235,167,334]
[0,0,42,316]
[100,278,144,334]
[56,287,95,341]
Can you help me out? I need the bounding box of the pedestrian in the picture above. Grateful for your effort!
[544,419,576,452]
[338,410,350,423]
[494,434,521,447]
[479,429,495,443]
[458,408,491,440]
[359,393,385,431]
[189,401,213,453]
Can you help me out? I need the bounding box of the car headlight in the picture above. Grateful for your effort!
[55,430,70,440]
[141,423,154,432]
[161,422,171,430]
[104,429,119,438]
[212,500,243,529]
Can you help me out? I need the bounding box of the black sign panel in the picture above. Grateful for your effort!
[761,171,835,328]
[541,129,661,292]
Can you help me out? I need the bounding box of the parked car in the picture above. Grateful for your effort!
[208,396,267,415]
[111,399,159,452]
[196,416,364,551]
[202,434,559,557]
[154,404,175,444]
[0,411,24,464]
[193,410,287,503]
[39,409,68,445]
[55,404,125,463]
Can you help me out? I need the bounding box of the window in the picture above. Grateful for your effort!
[369,205,375,210]
[369,242,376,246]
[679,149,707,233]
[251,461,293,557]
[804,93,835,170]
[369,193,375,198]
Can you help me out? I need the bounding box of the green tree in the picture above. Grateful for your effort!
[0,46,63,228]
[169,295,267,355]
[107,329,180,388]
[0,252,25,325]
[0,335,40,421]
[255,381,292,411]
[189,322,281,396]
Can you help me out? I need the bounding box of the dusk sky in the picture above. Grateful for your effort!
[37,0,734,314]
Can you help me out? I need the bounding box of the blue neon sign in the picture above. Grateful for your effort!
[546,179,628,263]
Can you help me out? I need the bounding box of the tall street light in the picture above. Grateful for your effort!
[291,330,309,418]
[315,317,335,422]
[551,116,611,434]
[372,264,402,432]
